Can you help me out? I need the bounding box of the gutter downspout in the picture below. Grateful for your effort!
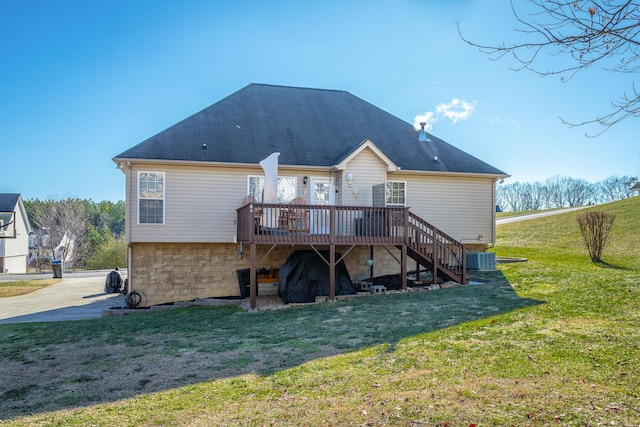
[125,162,132,294]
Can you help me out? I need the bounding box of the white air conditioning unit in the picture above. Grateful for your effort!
[466,252,496,270]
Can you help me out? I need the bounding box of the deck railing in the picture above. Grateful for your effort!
[237,202,467,283]
[237,203,409,245]
[406,212,467,283]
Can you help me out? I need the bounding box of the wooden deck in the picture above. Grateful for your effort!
[237,203,468,309]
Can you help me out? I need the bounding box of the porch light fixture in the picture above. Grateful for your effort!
[345,172,354,187]
[303,176,308,185]
[418,122,430,142]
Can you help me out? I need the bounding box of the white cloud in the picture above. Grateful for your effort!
[413,98,477,131]
[436,99,476,123]
[413,111,436,131]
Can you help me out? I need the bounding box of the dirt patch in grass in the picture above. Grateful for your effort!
[0,279,60,298]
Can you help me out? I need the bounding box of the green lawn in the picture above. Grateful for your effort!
[1,198,638,426]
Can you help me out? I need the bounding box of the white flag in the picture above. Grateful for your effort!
[259,152,280,204]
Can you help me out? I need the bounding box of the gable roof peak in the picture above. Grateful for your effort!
[247,82,348,94]
[0,193,21,211]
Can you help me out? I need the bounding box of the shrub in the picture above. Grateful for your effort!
[576,211,616,262]
[85,236,127,270]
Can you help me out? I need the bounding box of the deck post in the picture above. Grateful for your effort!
[461,247,467,284]
[250,243,257,309]
[401,208,409,290]
[329,206,336,301]
[329,244,336,301]
[432,238,439,285]
[401,244,407,290]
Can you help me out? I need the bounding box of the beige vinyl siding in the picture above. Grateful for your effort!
[343,148,387,206]
[127,163,334,243]
[128,164,249,243]
[397,173,496,244]
[125,160,496,245]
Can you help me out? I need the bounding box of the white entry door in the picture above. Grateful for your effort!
[310,177,334,234]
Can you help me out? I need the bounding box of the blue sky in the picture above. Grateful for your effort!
[1,0,637,202]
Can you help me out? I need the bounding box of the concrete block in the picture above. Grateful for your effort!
[355,281,372,291]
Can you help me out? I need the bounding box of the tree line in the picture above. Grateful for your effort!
[24,198,126,270]
[497,175,638,212]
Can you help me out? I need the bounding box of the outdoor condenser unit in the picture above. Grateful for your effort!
[466,252,496,270]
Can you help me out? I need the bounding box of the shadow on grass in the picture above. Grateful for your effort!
[594,260,630,270]
[0,270,542,420]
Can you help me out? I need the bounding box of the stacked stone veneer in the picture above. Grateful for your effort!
[130,242,407,307]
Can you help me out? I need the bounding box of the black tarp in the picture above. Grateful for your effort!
[278,250,356,303]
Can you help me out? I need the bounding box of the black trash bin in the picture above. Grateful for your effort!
[52,260,62,278]
[236,269,258,298]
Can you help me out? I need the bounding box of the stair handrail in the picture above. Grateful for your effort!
[406,211,469,283]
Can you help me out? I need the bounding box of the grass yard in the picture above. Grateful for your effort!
[0,198,638,426]
[0,279,60,298]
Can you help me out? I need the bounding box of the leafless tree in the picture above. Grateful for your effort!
[596,174,639,201]
[30,199,87,269]
[497,182,524,211]
[495,185,508,212]
[459,0,640,135]
[545,175,572,207]
[565,177,595,206]
[542,175,595,207]
[30,202,59,262]
[520,181,548,210]
[497,174,636,211]
[497,181,547,211]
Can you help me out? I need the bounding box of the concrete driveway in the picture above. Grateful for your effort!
[0,273,127,325]
[496,206,589,225]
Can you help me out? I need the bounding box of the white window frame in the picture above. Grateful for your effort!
[138,171,165,225]
[247,175,297,203]
[385,180,407,207]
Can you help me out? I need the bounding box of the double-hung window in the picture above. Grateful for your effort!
[385,181,406,207]
[138,172,165,224]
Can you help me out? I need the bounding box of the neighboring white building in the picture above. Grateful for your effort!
[0,194,32,274]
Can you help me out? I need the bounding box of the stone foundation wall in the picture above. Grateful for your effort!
[129,242,407,307]
[345,246,405,282]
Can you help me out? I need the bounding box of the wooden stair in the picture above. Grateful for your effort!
[237,202,469,285]
[399,211,468,284]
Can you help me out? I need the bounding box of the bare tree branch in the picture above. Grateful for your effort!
[459,0,640,135]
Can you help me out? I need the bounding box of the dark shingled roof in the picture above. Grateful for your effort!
[0,194,20,212]
[115,84,506,175]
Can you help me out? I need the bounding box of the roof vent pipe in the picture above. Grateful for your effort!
[418,122,430,142]
[202,143,207,150]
